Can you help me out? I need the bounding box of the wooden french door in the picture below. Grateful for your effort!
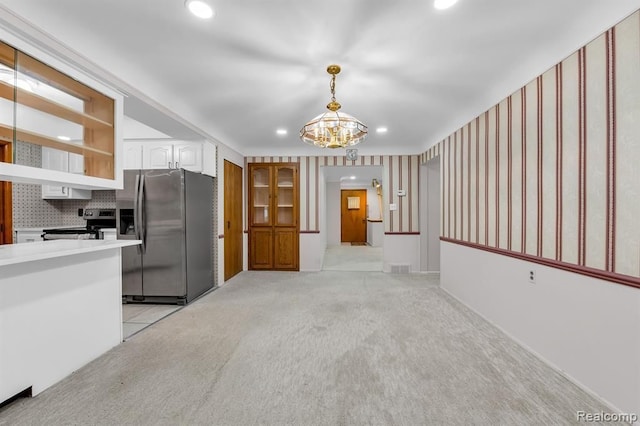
[224,160,243,280]
[0,141,12,244]
[341,189,367,243]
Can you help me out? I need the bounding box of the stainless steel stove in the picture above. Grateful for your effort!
[42,208,116,241]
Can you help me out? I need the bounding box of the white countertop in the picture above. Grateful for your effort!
[0,239,141,266]
[14,225,85,232]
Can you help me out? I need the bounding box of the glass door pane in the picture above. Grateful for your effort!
[252,166,271,225]
[276,166,294,226]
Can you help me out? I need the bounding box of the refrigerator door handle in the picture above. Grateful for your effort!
[139,174,146,253]
[133,174,142,254]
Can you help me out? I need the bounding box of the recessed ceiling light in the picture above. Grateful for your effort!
[57,135,71,141]
[376,127,388,133]
[350,176,356,180]
[185,0,214,19]
[276,129,288,135]
[434,0,458,10]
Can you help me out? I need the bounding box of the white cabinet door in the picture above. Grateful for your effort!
[42,148,69,198]
[173,143,202,172]
[68,153,84,174]
[41,147,91,199]
[143,144,174,169]
[123,142,144,170]
[138,141,203,171]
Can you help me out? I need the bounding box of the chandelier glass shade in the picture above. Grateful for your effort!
[300,65,368,149]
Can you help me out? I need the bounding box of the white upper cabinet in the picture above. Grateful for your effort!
[144,143,175,169]
[123,140,215,176]
[123,142,144,170]
[142,142,201,171]
[202,141,217,177]
[172,143,202,171]
[41,147,91,199]
[142,142,202,172]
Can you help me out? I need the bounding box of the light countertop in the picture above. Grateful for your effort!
[14,225,86,232]
[0,239,141,266]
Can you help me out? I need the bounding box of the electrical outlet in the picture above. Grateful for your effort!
[528,270,536,284]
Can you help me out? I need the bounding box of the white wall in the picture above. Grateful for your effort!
[300,233,324,271]
[216,143,245,287]
[440,241,640,417]
[419,158,440,272]
[426,159,440,271]
[383,234,420,273]
[319,167,327,256]
[300,168,326,271]
[326,182,341,246]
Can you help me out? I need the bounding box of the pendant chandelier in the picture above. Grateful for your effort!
[300,65,368,149]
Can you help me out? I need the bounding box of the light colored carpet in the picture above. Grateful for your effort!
[323,245,383,271]
[0,271,614,425]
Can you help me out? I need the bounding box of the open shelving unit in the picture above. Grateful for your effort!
[0,40,115,180]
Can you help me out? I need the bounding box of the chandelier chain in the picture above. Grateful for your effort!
[330,74,336,103]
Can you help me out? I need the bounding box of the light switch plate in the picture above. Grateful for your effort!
[389,203,397,211]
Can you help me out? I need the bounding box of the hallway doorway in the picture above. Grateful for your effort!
[340,189,367,244]
[323,165,384,272]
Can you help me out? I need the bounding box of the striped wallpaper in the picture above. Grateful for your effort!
[431,11,640,288]
[246,155,420,234]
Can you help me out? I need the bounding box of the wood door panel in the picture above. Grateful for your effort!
[341,189,367,243]
[224,160,243,280]
[250,228,273,269]
[274,227,298,270]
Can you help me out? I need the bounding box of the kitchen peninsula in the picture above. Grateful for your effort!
[0,239,140,404]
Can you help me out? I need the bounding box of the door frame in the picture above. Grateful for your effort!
[0,141,12,244]
[224,160,243,280]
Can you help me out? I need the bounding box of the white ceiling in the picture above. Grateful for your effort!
[0,0,639,157]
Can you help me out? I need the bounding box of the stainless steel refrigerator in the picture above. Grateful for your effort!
[116,169,214,304]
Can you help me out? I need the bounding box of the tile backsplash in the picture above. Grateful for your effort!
[12,141,116,229]
[59,190,116,226]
